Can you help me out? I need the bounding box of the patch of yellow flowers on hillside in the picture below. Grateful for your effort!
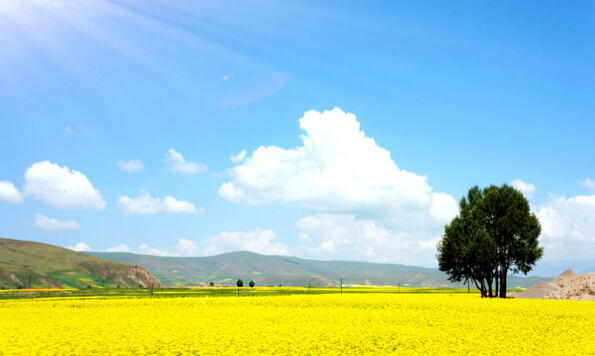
[1,292,593,355]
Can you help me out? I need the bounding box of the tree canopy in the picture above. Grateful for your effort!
[436,184,543,297]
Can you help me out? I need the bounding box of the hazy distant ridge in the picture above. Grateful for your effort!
[86,250,548,288]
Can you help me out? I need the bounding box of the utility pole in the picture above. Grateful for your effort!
[28,274,31,289]
[340,277,342,294]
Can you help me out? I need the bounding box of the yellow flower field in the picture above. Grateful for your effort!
[1,292,594,355]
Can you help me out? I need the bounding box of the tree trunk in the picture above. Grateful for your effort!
[488,281,492,298]
[495,266,499,298]
[486,273,493,297]
[473,279,483,297]
[499,264,508,298]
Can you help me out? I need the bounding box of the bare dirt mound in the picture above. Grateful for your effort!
[516,270,595,301]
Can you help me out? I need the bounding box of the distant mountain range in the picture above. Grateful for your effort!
[85,250,549,289]
[0,237,549,289]
[0,238,161,289]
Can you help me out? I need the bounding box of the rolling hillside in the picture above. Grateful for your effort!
[86,250,549,289]
[0,238,162,289]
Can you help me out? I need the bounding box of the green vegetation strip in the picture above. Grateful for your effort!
[0,286,506,300]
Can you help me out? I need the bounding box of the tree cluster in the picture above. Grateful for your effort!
[437,185,543,298]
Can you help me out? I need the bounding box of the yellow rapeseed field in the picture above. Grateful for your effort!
[1,292,594,355]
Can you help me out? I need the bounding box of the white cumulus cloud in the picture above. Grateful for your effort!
[230,150,246,164]
[219,108,457,233]
[538,195,595,243]
[134,244,170,256]
[68,242,92,252]
[511,179,536,199]
[117,190,204,214]
[67,240,199,256]
[0,181,23,203]
[166,148,207,174]
[204,229,289,256]
[118,159,145,172]
[296,214,437,266]
[580,178,595,192]
[134,239,199,257]
[34,214,80,232]
[104,244,131,252]
[162,196,203,214]
[23,161,106,210]
[536,194,595,265]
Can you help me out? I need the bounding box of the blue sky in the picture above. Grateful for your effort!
[1,0,594,277]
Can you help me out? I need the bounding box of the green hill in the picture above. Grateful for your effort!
[85,250,549,289]
[0,238,162,289]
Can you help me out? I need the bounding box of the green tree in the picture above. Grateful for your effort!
[249,280,255,288]
[437,184,543,298]
[482,185,543,297]
[437,187,496,297]
[236,278,243,296]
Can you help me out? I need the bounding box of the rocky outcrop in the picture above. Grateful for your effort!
[516,270,595,301]
[76,262,162,288]
[127,265,162,288]
[0,270,23,288]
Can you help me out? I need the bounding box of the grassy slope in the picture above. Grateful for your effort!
[86,251,550,288]
[0,238,161,289]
